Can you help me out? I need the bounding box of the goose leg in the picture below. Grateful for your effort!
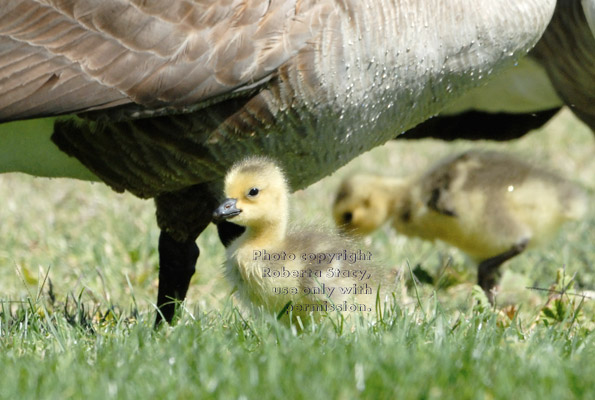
[216,221,245,247]
[397,108,560,141]
[155,231,199,325]
[477,239,529,304]
[154,184,219,325]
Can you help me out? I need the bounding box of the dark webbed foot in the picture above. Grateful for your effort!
[477,239,529,304]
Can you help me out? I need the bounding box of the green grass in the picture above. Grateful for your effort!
[0,109,593,399]
[1,294,593,399]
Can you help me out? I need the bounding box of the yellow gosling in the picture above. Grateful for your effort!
[333,150,588,302]
[213,157,391,322]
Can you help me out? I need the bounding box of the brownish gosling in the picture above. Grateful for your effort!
[213,157,391,322]
[333,150,588,303]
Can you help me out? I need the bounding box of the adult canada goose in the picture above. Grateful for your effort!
[213,157,389,321]
[2,0,592,323]
[333,150,588,303]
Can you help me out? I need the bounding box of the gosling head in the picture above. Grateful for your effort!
[333,174,395,235]
[213,157,289,232]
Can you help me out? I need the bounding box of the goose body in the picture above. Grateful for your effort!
[214,157,389,320]
[333,150,588,301]
[0,0,559,196]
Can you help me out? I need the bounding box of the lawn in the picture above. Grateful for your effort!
[0,109,593,399]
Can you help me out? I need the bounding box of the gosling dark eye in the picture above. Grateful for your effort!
[248,188,260,197]
[343,212,353,224]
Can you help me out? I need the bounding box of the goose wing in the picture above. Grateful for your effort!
[0,0,324,121]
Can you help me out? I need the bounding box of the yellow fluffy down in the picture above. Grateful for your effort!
[333,149,587,261]
[218,156,394,322]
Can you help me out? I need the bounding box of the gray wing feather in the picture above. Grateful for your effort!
[0,0,321,121]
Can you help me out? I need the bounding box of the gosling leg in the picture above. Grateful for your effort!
[477,239,529,304]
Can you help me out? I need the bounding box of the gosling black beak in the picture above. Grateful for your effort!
[213,198,241,222]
